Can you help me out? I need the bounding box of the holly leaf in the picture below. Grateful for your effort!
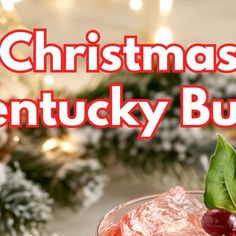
[204,134,236,213]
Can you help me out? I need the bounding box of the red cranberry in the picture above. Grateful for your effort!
[202,209,236,235]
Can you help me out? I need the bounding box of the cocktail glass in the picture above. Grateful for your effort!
[96,191,204,236]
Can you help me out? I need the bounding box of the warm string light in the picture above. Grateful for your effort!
[129,0,143,12]
[154,0,174,44]
[52,0,75,12]
[13,135,20,143]
[42,137,78,159]
[160,0,173,16]
[44,75,55,85]
[154,26,173,45]
[1,0,14,12]
[60,140,76,153]
[1,0,23,12]
[42,138,58,152]
[0,16,7,25]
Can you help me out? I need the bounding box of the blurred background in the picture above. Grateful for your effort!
[0,0,236,235]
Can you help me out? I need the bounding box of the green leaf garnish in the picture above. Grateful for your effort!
[204,134,236,213]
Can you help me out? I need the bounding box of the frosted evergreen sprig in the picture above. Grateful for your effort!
[11,147,108,207]
[0,164,53,236]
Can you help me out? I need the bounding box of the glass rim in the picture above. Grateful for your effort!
[96,190,204,236]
